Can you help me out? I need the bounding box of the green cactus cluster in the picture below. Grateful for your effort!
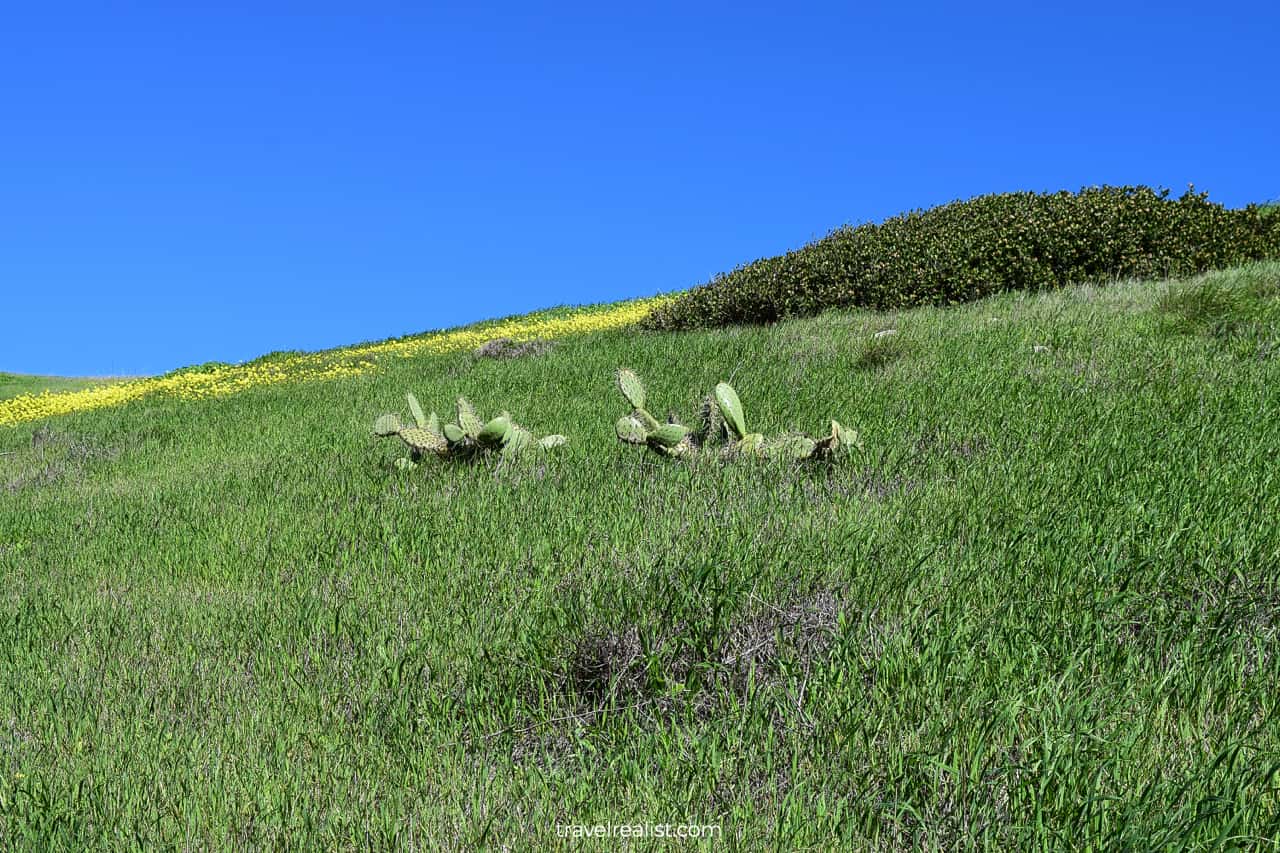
[615,370,862,462]
[373,371,861,472]
[613,369,693,457]
[374,392,567,468]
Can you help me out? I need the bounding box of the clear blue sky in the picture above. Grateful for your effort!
[3,1,1277,376]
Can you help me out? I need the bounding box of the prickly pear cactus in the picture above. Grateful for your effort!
[734,432,766,455]
[695,394,727,447]
[375,389,566,467]
[613,368,696,458]
[633,409,661,432]
[501,425,533,458]
[648,423,689,448]
[766,434,817,460]
[616,368,646,410]
[407,393,428,429]
[399,427,447,455]
[832,421,863,453]
[806,420,863,461]
[457,397,483,440]
[616,415,648,445]
[498,424,568,460]
[374,414,403,436]
[652,435,693,458]
[610,368,864,464]
[714,383,747,440]
[478,415,512,447]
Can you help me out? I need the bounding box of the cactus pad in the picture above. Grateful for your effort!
[406,392,427,429]
[735,432,766,455]
[501,426,533,458]
[648,423,689,448]
[477,415,512,446]
[443,423,466,444]
[457,397,483,439]
[766,435,817,460]
[616,368,646,410]
[399,427,447,454]
[616,416,648,445]
[696,394,727,446]
[651,435,692,457]
[374,413,403,436]
[832,420,863,453]
[634,408,662,432]
[538,434,568,449]
[714,382,747,439]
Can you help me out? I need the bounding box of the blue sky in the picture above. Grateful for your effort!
[3,2,1277,376]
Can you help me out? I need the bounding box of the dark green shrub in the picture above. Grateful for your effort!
[643,186,1280,330]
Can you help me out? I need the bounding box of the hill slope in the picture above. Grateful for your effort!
[2,263,1278,847]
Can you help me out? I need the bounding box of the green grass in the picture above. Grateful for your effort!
[0,373,132,402]
[2,262,1279,848]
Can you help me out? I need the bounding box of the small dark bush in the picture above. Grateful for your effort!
[855,335,907,371]
[473,337,554,360]
[642,186,1280,330]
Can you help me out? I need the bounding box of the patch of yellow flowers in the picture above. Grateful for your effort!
[0,296,673,427]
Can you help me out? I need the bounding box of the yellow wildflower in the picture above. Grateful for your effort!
[0,296,674,427]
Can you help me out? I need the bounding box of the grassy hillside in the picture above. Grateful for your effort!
[2,262,1279,847]
[0,372,131,402]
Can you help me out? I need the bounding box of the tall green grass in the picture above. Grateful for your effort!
[1,263,1278,847]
